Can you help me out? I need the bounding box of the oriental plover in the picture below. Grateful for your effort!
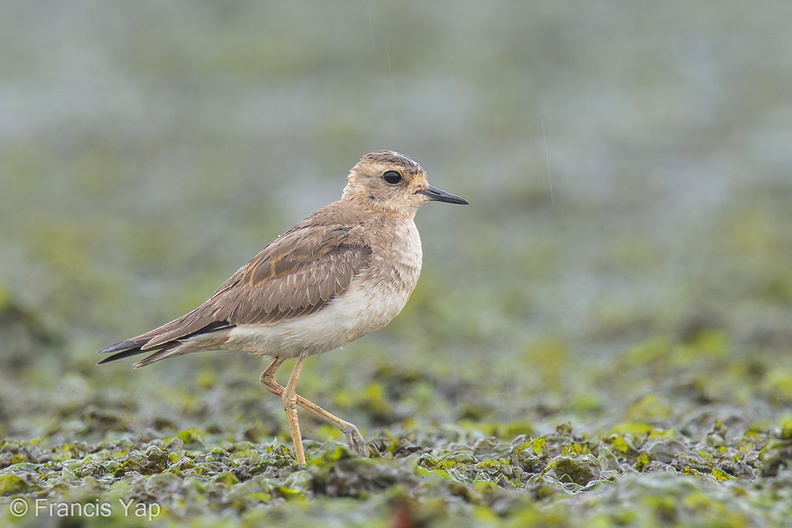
[99,150,468,465]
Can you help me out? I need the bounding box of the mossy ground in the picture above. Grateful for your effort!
[2,2,792,527]
[3,308,792,526]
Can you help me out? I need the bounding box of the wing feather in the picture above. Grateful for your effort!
[109,223,371,353]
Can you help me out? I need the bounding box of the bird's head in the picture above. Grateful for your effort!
[342,150,468,217]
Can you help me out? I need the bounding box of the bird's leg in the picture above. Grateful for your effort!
[260,356,305,464]
[287,391,367,458]
[283,356,306,465]
[259,356,287,394]
[259,357,366,458]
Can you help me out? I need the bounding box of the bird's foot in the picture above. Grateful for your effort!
[342,426,367,456]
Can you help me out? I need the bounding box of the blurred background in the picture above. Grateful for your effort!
[2,1,791,444]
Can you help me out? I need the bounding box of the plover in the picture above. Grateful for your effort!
[99,150,468,465]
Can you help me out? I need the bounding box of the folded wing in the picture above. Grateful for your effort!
[98,223,371,365]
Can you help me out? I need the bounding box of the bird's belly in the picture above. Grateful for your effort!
[219,269,417,359]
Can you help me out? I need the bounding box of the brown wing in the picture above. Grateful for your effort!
[100,223,371,357]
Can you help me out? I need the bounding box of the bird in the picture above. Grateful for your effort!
[98,150,468,465]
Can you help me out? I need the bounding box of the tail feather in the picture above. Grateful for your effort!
[98,348,150,365]
[130,348,180,368]
[97,339,164,365]
[97,321,233,367]
[98,338,149,355]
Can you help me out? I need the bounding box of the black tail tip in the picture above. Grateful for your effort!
[98,339,147,355]
[97,339,150,365]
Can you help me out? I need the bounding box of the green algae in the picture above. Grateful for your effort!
[4,418,790,526]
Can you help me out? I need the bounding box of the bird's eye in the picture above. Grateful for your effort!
[383,171,402,184]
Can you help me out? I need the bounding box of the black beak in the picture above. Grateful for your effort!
[417,186,469,205]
